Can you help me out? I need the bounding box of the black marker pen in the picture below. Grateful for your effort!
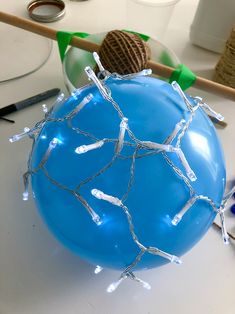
[0,88,60,117]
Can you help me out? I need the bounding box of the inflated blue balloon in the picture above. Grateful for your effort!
[30,75,226,270]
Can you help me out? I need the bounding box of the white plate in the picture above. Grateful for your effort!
[0,24,52,83]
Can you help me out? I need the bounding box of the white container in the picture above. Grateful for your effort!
[190,0,235,53]
[126,0,180,41]
[63,32,180,92]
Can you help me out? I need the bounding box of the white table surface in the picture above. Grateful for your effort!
[1,1,235,314]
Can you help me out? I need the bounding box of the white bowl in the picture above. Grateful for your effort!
[63,32,180,93]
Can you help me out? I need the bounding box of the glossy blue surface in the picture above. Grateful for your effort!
[31,76,226,270]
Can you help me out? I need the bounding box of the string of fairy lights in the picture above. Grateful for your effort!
[10,53,235,292]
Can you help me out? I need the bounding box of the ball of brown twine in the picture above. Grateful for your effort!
[213,28,235,88]
[96,30,151,75]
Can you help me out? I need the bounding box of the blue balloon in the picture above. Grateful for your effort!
[30,75,226,270]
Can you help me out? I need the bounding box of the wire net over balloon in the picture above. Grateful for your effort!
[10,54,235,292]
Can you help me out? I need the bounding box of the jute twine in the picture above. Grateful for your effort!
[214,28,235,88]
[96,30,151,75]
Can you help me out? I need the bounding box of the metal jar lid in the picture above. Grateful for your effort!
[27,0,66,23]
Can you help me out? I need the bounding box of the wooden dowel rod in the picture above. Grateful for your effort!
[147,60,235,101]
[1,11,235,101]
[195,76,235,101]
[147,60,173,78]
[0,11,99,52]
